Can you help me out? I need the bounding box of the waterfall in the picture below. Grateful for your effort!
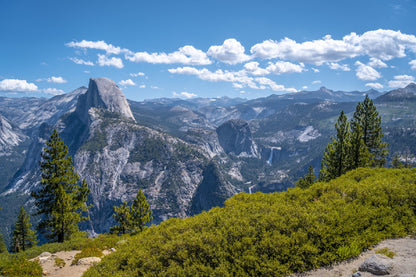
[267,148,274,165]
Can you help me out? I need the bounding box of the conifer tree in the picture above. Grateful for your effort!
[11,206,38,253]
[391,154,404,168]
[32,129,90,243]
[130,189,153,232]
[349,110,371,170]
[295,165,315,189]
[352,95,388,167]
[319,111,351,181]
[110,201,132,235]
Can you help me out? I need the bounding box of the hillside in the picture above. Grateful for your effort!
[83,168,416,276]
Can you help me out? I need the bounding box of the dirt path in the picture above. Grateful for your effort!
[289,237,416,277]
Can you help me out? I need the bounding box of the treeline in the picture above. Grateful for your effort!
[84,168,416,276]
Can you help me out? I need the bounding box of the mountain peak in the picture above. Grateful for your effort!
[404,82,416,91]
[76,78,135,123]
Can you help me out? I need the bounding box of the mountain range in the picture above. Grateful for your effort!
[0,78,415,245]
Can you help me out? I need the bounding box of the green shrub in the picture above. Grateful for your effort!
[72,246,103,265]
[54,257,66,267]
[1,256,42,277]
[375,247,395,258]
[85,168,416,277]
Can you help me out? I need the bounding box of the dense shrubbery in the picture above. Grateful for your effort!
[85,168,416,276]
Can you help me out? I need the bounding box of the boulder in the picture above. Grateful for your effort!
[77,256,102,265]
[358,254,393,275]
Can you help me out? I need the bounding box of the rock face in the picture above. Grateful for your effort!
[76,78,135,123]
[359,254,393,275]
[0,115,24,150]
[189,162,237,215]
[216,119,258,157]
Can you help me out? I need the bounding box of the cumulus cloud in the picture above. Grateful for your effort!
[328,62,350,71]
[119,79,136,86]
[365,82,384,89]
[44,88,65,95]
[388,75,415,88]
[173,91,198,98]
[266,61,305,74]
[355,61,381,81]
[66,40,129,55]
[130,72,145,77]
[243,62,269,76]
[48,76,67,83]
[312,68,320,73]
[207,38,251,64]
[410,60,416,70]
[250,29,416,64]
[97,54,124,68]
[139,85,146,89]
[302,86,308,90]
[368,58,388,68]
[168,66,295,92]
[126,45,211,65]
[70,57,94,66]
[0,79,38,92]
[312,80,322,84]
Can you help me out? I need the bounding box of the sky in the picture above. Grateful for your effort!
[1,0,416,101]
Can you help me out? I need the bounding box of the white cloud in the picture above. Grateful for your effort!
[302,86,308,90]
[84,70,90,74]
[70,57,94,66]
[243,62,269,76]
[266,61,305,74]
[388,75,415,88]
[365,82,384,89]
[126,45,211,65]
[312,80,322,84]
[312,68,320,73]
[119,79,136,86]
[173,91,198,98]
[97,54,124,68]
[328,62,350,71]
[66,40,129,55]
[410,60,416,70]
[255,77,297,92]
[130,72,145,77]
[0,79,38,92]
[47,76,67,84]
[355,61,381,81]
[368,58,388,68]
[139,85,146,89]
[43,88,65,95]
[151,86,159,89]
[250,29,416,64]
[207,38,251,64]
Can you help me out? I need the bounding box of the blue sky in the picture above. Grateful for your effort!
[1,0,416,101]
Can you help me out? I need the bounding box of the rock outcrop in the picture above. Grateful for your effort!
[76,78,135,123]
[216,119,258,157]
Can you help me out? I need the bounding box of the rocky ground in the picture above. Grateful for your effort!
[290,237,416,277]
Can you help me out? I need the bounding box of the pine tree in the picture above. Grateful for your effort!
[295,165,315,189]
[349,107,371,170]
[353,95,388,167]
[319,111,351,181]
[11,206,38,253]
[110,201,132,235]
[391,154,404,168]
[31,129,90,243]
[130,189,153,232]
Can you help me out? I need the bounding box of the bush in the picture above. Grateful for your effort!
[85,168,416,277]
[54,257,66,267]
[72,246,103,265]
[1,256,42,277]
[375,247,395,258]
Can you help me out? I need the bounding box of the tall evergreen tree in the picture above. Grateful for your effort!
[349,109,371,170]
[351,95,388,167]
[319,111,351,181]
[130,189,153,232]
[110,189,152,235]
[11,206,38,253]
[110,201,131,235]
[32,129,90,243]
[295,165,315,189]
